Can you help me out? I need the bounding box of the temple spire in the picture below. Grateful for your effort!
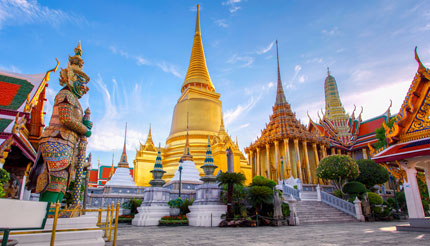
[182,112,193,161]
[324,69,347,120]
[108,152,114,180]
[145,124,154,146]
[275,40,287,106]
[118,123,129,168]
[182,4,214,94]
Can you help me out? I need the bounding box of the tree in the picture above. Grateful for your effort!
[316,155,359,192]
[354,159,389,189]
[216,172,246,221]
[374,118,395,149]
[248,176,277,216]
[0,168,10,198]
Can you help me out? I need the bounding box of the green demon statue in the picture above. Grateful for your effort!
[27,42,92,205]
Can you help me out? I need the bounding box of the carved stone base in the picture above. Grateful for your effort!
[187,205,226,227]
[132,206,170,226]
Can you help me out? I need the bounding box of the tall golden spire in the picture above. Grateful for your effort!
[181,4,215,94]
[118,123,130,168]
[145,124,154,146]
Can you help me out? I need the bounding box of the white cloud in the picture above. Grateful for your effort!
[0,64,21,73]
[109,45,183,77]
[224,95,260,125]
[0,0,84,29]
[322,26,339,36]
[227,54,254,67]
[256,41,275,55]
[215,19,228,28]
[89,74,146,152]
[157,62,183,78]
[298,75,306,83]
[222,0,242,13]
[295,65,302,72]
[306,57,324,64]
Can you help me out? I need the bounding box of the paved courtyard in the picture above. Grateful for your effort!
[106,221,428,246]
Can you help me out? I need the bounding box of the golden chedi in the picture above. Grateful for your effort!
[133,5,251,186]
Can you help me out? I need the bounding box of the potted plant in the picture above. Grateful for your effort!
[168,198,183,216]
[121,200,132,215]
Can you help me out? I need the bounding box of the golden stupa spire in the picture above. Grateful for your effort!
[145,124,154,146]
[181,4,215,94]
[108,152,114,180]
[182,112,193,161]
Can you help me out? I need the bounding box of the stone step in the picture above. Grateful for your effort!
[293,200,358,224]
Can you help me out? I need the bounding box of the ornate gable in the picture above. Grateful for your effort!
[386,48,430,143]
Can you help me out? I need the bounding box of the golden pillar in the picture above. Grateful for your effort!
[331,147,335,155]
[249,150,255,177]
[337,148,341,155]
[274,141,280,181]
[302,141,312,184]
[362,148,368,159]
[294,139,302,180]
[313,143,320,184]
[265,144,270,179]
[256,147,261,176]
[283,139,291,177]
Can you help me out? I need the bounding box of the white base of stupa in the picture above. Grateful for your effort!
[2,216,104,246]
[187,205,227,227]
[132,206,170,226]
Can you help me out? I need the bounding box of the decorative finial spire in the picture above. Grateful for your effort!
[74,41,82,56]
[182,3,214,93]
[182,112,193,161]
[108,152,115,180]
[195,4,201,35]
[118,123,130,168]
[145,124,154,146]
[201,135,217,183]
[149,143,166,187]
[275,40,287,106]
[327,67,330,76]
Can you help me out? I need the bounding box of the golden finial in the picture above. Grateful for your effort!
[327,67,330,76]
[196,5,200,35]
[75,41,82,56]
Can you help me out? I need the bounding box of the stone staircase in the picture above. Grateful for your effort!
[295,200,358,224]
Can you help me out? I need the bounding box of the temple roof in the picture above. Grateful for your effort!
[324,68,347,120]
[181,4,215,94]
[385,47,430,144]
[247,43,326,150]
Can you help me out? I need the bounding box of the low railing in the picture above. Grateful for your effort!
[1,202,120,246]
[320,191,356,217]
[282,184,300,201]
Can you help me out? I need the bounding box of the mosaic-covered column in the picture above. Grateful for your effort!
[256,147,261,176]
[302,141,312,184]
[312,143,319,184]
[362,148,368,159]
[265,144,270,179]
[294,139,302,180]
[274,141,280,181]
[283,139,291,177]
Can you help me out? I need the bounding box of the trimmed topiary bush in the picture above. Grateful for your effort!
[316,155,359,192]
[355,159,389,189]
[343,181,367,196]
[0,168,10,198]
[368,192,383,205]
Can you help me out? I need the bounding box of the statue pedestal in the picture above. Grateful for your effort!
[187,183,226,227]
[3,216,104,246]
[132,187,170,226]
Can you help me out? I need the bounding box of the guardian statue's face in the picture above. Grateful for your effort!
[71,73,89,99]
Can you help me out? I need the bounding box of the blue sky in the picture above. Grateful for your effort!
[1,0,429,168]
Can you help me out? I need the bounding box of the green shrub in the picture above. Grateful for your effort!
[354,159,389,189]
[342,181,367,196]
[0,168,10,198]
[180,198,194,215]
[371,206,382,214]
[168,198,183,208]
[250,176,276,189]
[282,203,290,217]
[332,189,343,198]
[368,192,383,205]
[422,200,429,212]
[316,155,359,191]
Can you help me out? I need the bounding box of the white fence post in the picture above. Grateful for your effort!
[316,184,321,201]
[354,197,365,222]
